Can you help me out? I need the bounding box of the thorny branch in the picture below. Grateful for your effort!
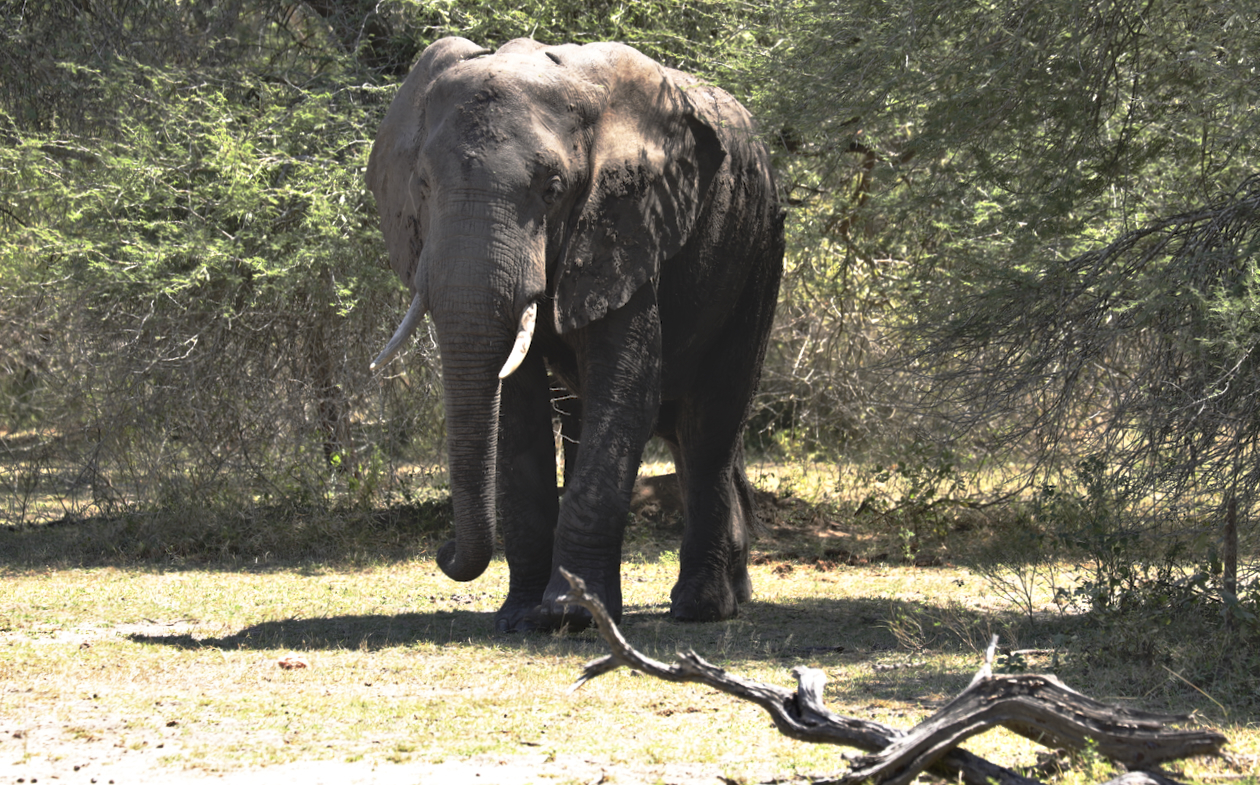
[559,569,1225,785]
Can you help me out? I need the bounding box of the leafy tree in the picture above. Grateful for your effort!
[13,0,1253,561]
[0,0,765,524]
[739,0,1259,459]
[1,5,425,519]
[736,0,1260,619]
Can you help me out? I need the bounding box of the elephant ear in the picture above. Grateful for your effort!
[367,37,489,290]
[550,44,726,334]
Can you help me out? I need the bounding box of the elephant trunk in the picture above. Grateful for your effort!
[422,193,545,583]
[432,315,510,582]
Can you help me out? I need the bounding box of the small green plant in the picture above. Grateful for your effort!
[994,650,1029,673]
[1064,738,1117,785]
[972,520,1065,627]
[855,441,969,550]
[345,447,388,509]
[897,527,917,561]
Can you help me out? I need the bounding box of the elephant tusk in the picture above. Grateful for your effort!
[498,302,538,379]
[370,292,427,371]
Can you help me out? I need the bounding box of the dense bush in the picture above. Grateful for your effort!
[3,2,1259,631]
[0,0,766,524]
[1,3,433,523]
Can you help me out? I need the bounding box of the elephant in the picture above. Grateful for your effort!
[366,36,784,632]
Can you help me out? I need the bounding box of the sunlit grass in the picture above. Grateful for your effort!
[2,462,1257,781]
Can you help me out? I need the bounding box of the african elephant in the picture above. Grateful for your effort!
[366,37,784,632]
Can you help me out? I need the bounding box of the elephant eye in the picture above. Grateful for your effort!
[543,175,564,205]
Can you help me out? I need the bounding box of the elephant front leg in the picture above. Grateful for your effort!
[495,350,559,633]
[529,289,662,631]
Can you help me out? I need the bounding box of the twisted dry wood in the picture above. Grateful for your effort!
[558,568,1225,785]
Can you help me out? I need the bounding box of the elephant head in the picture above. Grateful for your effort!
[366,37,727,582]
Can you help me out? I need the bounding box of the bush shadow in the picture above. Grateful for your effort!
[0,500,456,571]
[112,578,1250,719]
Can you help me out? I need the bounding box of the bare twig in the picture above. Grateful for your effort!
[559,568,1225,785]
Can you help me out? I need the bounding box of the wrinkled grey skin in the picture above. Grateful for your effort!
[367,37,783,632]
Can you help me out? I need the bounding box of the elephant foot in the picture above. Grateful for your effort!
[734,565,753,604]
[670,569,748,622]
[525,567,622,632]
[495,591,547,634]
[525,596,595,632]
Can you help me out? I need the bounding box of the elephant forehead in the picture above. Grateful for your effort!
[428,54,603,128]
[420,110,568,185]
[423,84,591,181]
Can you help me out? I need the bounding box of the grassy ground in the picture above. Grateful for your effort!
[2,466,1257,784]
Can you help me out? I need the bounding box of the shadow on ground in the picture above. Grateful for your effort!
[123,591,1089,709]
[126,591,1066,657]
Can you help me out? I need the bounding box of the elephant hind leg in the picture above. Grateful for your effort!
[731,456,758,604]
[668,428,754,622]
[665,348,764,621]
[668,257,778,622]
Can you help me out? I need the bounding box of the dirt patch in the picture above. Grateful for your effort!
[630,473,686,531]
[630,473,794,533]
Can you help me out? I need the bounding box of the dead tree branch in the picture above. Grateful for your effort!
[558,569,1225,785]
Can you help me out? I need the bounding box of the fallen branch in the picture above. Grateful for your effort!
[558,569,1225,785]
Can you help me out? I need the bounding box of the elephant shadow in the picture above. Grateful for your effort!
[124,593,1058,665]
[126,606,685,653]
[128,610,505,652]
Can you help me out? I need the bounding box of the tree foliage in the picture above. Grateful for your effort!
[741,0,1258,448]
[0,0,763,524]
[741,0,1260,613]
[2,0,1258,574]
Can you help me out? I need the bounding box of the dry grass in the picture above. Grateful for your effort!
[2,465,1258,783]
